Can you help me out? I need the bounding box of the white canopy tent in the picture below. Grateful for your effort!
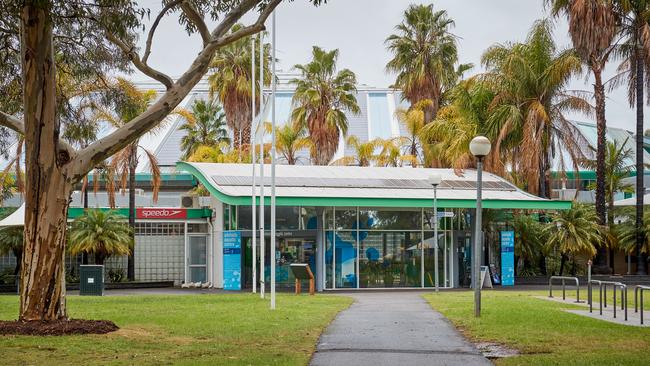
[0,204,24,227]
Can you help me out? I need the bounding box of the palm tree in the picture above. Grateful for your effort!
[394,100,429,166]
[611,1,650,275]
[0,226,23,276]
[547,1,619,249]
[291,46,360,165]
[512,214,547,275]
[264,122,310,165]
[91,78,175,280]
[583,138,635,272]
[179,98,229,160]
[208,24,271,151]
[375,137,416,167]
[386,4,468,123]
[479,19,592,197]
[544,204,602,275]
[332,136,382,167]
[188,142,256,164]
[420,77,499,173]
[68,209,133,266]
[617,208,650,257]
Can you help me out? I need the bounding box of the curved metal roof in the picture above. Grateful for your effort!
[178,162,571,210]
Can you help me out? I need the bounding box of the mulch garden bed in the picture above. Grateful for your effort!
[0,319,118,336]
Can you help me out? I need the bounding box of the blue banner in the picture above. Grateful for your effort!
[501,231,515,286]
[223,231,241,290]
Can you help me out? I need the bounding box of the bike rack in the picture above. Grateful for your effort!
[549,276,581,303]
[634,285,650,325]
[589,280,627,321]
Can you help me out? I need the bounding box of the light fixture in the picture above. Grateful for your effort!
[428,174,442,187]
[469,136,491,158]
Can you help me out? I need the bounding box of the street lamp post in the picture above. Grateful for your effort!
[428,174,442,293]
[469,136,491,318]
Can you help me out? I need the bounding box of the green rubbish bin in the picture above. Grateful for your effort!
[79,265,104,296]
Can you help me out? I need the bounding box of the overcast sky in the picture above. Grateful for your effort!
[135,0,645,132]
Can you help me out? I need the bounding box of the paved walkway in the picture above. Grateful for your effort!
[310,292,491,366]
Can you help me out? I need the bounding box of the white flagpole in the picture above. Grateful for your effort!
[259,30,266,300]
[270,9,277,310]
[250,35,257,294]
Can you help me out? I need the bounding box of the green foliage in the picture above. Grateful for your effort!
[512,214,547,273]
[0,293,351,365]
[544,203,602,258]
[108,268,127,283]
[386,3,467,121]
[180,98,230,160]
[68,209,133,265]
[615,208,650,254]
[291,46,360,165]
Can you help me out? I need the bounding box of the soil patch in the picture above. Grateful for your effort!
[0,319,118,336]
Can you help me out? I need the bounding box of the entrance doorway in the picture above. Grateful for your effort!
[187,235,207,283]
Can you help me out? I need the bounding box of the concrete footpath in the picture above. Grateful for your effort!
[310,292,491,366]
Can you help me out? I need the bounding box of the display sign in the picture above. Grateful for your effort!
[136,208,187,219]
[501,231,515,286]
[223,231,242,290]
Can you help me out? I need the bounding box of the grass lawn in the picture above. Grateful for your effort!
[0,293,352,365]
[424,290,650,366]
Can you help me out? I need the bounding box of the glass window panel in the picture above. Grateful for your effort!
[300,206,318,230]
[190,267,207,283]
[368,93,392,139]
[335,209,357,230]
[422,231,446,288]
[326,231,357,288]
[324,208,334,230]
[359,208,421,230]
[237,205,300,230]
[359,231,421,288]
[424,209,453,230]
[189,236,207,265]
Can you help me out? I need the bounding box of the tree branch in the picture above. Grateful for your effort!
[104,31,174,89]
[0,111,25,134]
[69,0,281,181]
[142,0,185,64]
[179,2,211,46]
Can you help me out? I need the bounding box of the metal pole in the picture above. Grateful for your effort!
[474,158,483,317]
[259,31,265,300]
[434,184,439,293]
[587,260,592,305]
[270,10,277,310]
[251,35,257,294]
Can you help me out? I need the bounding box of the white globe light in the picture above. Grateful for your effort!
[428,174,442,186]
[469,136,491,158]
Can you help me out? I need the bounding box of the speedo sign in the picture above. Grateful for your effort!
[136,208,187,220]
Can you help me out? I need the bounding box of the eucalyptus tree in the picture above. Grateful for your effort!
[386,3,468,123]
[0,0,323,322]
[480,19,591,197]
[180,98,230,160]
[547,0,618,231]
[291,46,360,165]
[208,24,272,151]
[611,0,650,274]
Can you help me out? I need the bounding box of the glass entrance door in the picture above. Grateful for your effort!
[188,236,207,283]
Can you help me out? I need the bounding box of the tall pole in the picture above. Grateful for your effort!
[474,158,484,317]
[259,31,265,299]
[270,10,277,310]
[434,184,439,293]
[250,35,257,294]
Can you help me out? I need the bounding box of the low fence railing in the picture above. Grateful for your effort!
[549,276,581,303]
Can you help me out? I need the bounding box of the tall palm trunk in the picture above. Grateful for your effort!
[19,4,73,321]
[635,49,648,275]
[593,66,610,273]
[127,144,137,281]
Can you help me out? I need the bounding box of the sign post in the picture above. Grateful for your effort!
[223,231,242,291]
[500,231,515,286]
